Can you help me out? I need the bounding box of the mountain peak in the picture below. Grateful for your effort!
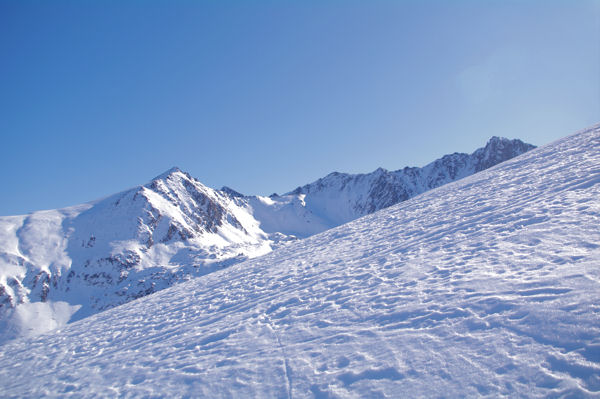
[151,166,183,181]
[221,186,245,198]
[2,124,598,397]
[483,136,532,150]
[475,137,536,171]
[0,133,539,345]
[487,135,509,143]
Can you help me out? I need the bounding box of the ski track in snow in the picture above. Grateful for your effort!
[0,125,599,397]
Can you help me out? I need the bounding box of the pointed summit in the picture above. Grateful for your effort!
[2,124,599,397]
[151,166,183,181]
[221,186,245,198]
[482,136,533,151]
[475,137,536,171]
[486,135,509,144]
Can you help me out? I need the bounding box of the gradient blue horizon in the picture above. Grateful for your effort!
[1,1,598,215]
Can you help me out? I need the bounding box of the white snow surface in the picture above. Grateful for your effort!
[0,137,532,342]
[0,169,275,343]
[1,125,599,397]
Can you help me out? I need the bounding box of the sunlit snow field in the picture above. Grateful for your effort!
[1,125,599,397]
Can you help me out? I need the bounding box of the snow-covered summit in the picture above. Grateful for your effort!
[151,165,183,181]
[242,136,535,236]
[220,186,245,198]
[0,136,534,343]
[0,125,597,397]
[0,167,272,342]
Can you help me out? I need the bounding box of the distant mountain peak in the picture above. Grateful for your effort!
[221,186,245,198]
[0,134,537,343]
[475,137,535,172]
[3,125,599,397]
[280,136,536,231]
[487,135,508,142]
[483,136,531,150]
[151,166,183,181]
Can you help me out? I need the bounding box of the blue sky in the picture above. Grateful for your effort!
[1,1,598,215]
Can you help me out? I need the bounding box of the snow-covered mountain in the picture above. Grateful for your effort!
[0,136,533,343]
[1,124,597,397]
[237,136,535,237]
[0,168,275,342]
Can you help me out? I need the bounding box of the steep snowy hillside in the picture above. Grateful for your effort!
[237,136,534,236]
[1,125,597,397]
[0,168,274,342]
[0,136,533,343]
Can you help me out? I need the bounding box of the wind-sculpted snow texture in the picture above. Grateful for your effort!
[1,125,598,397]
[0,137,532,342]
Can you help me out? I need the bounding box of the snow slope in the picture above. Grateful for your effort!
[0,137,532,342]
[0,168,274,342]
[0,125,598,397]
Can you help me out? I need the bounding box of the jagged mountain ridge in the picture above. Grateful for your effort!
[303,136,536,216]
[0,168,274,342]
[238,136,535,236]
[0,136,534,342]
[1,125,597,397]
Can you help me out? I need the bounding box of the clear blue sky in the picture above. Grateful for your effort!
[1,1,598,215]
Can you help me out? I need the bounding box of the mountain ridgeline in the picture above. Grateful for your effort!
[233,136,536,236]
[0,136,534,342]
[3,125,599,397]
[293,136,535,216]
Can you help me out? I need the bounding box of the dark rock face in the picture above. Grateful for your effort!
[363,174,411,214]
[220,186,245,198]
[149,173,236,236]
[473,137,536,172]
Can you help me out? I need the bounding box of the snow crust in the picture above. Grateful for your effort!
[0,125,598,397]
[0,136,532,342]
